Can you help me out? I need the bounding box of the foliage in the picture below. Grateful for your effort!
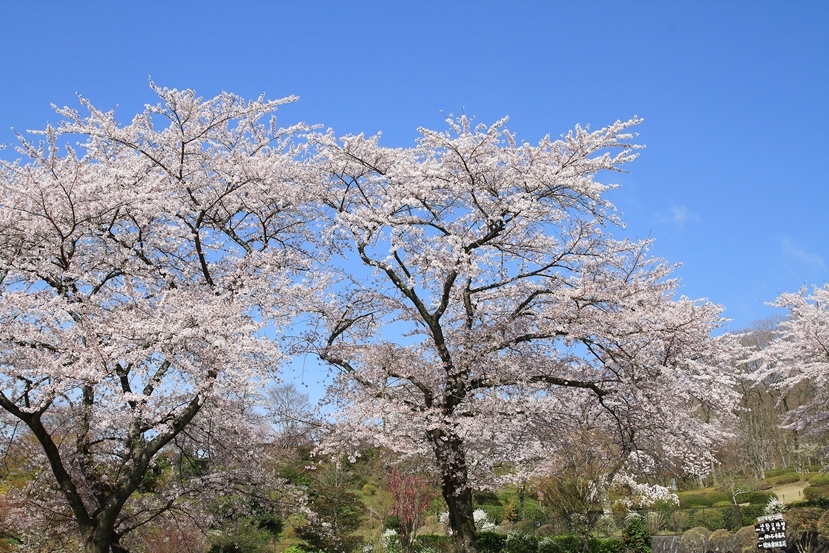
[740,504,765,526]
[678,495,713,509]
[805,486,829,502]
[294,463,366,553]
[692,508,725,531]
[809,474,829,487]
[477,532,507,553]
[503,534,539,553]
[413,534,454,553]
[537,537,624,553]
[743,491,777,505]
[670,511,691,533]
[623,515,652,553]
[766,473,801,486]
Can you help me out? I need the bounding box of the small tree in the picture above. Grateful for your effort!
[389,468,439,553]
[294,462,366,553]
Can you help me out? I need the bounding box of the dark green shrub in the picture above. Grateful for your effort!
[720,506,736,531]
[590,538,625,553]
[479,504,504,525]
[475,490,502,506]
[478,531,508,553]
[523,504,549,525]
[504,534,539,553]
[384,515,400,530]
[693,508,726,531]
[807,496,829,509]
[538,535,582,553]
[743,491,776,505]
[678,494,713,508]
[740,504,764,526]
[413,534,452,552]
[703,491,731,504]
[510,520,538,536]
[623,516,652,553]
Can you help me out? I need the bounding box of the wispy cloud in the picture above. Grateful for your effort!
[780,238,824,266]
[653,204,699,226]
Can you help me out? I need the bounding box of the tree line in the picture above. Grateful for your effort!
[0,85,826,553]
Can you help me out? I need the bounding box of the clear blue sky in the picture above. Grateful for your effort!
[2,1,827,333]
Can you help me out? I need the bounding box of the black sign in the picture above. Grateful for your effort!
[756,514,787,549]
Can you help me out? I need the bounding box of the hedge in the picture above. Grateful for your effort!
[809,473,829,487]
[804,485,829,502]
[473,534,625,553]
[764,468,797,478]
[766,473,801,486]
[678,494,713,508]
[743,491,776,505]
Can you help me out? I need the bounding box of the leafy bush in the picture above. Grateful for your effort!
[413,534,452,553]
[590,539,625,553]
[712,501,732,507]
[476,504,504,525]
[538,535,582,553]
[623,516,652,553]
[743,491,776,505]
[510,520,539,536]
[478,532,508,553]
[703,491,731,504]
[475,490,502,506]
[680,527,711,553]
[804,485,829,501]
[766,473,801,486]
[504,534,540,553]
[808,473,829,487]
[678,494,713,508]
[671,511,691,533]
[740,504,765,526]
[523,504,549,525]
[693,508,726,531]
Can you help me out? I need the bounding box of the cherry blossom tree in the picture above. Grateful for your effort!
[759,285,829,437]
[0,85,310,553]
[305,116,736,553]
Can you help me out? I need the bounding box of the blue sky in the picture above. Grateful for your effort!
[1,1,827,335]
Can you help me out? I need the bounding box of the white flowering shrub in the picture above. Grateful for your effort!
[380,528,402,553]
[764,497,785,515]
[474,509,496,531]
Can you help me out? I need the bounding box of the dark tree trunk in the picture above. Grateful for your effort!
[430,430,479,553]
